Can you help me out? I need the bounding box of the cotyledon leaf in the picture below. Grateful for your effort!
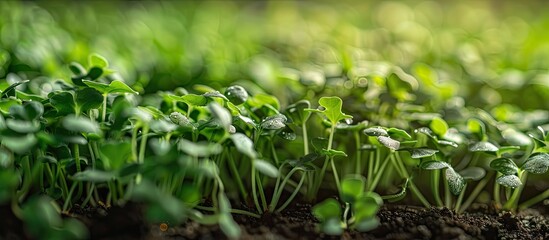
[522,152,549,174]
[496,175,522,188]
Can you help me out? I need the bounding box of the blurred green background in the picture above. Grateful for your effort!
[1,1,549,109]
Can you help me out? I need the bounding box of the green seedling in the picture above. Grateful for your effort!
[312,175,382,235]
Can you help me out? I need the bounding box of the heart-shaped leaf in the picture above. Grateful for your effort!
[522,152,549,174]
[83,80,138,95]
[312,198,341,221]
[341,175,366,203]
[307,97,352,125]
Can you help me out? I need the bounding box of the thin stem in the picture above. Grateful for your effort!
[330,157,342,196]
[444,176,452,208]
[275,172,306,213]
[62,183,78,212]
[454,183,467,212]
[227,152,247,200]
[394,153,430,208]
[519,188,549,210]
[504,170,527,210]
[367,151,374,190]
[251,162,262,214]
[131,126,139,162]
[270,140,279,166]
[374,148,381,173]
[460,171,494,213]
[101,94,108,122]
[270,167,299,211]
[368,153,392,192]
[256,174,268,211]
[354,131,361,175]
[302,122,309,155]
[432,170,444,207]
[494,172,502,206]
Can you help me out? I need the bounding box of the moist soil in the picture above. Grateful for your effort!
[2,202,548,240]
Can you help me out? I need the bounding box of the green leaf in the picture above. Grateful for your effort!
[377,136,400,151]
[309,97,352,125]
[430,117,448,137]
[363,127,388,137]
[320,218,343,236]
[72,170,115,183]
[100,141,132,170]
[420,160,450,170]
[219,214,241,239]
[496,175,522,188]
[0,98,21,115]
[0,80,29,98]
[387,128,411,140]
[224,85,249,105]
[1,134,37,154]
[354,192,383,220]
[69,62,86,76]
[312,198,341,221]
[260,114,287,130]
[341,175,366,203]
[467,118,486,139]
[522,152,549,174]
[248,93,280,110]
[437,140,458,148]
[208,102,232,131]
[406,148,438,159]
[62,115,101,134]
[445,168,465,195]
[354,217,380,232]
[335,121,368,131]
[415,127,435,138]
[83,80,138,94]
[177,139,222,157]
[6,119,40,133]
[75,88,103,113]
[179,184,201,207]
[502,128,532,146]
[230,133,257,159]
[203,91,229,101]
[0,148,13,168]
[88,53,109,68]
[173,94,209,106]
[469,141,498,152]
[459,167,486,181]
[169,112,192,127]
[490,158,518,175]
[285,100,311,125]
[86,67,103,80]
[254,159,278,178]
[50,92,76,115]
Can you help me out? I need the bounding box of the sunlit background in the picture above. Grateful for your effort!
[1,1,549,109]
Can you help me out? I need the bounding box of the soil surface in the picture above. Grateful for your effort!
[2,202,548,240]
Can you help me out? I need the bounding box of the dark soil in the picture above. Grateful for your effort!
[2,202,548,240]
